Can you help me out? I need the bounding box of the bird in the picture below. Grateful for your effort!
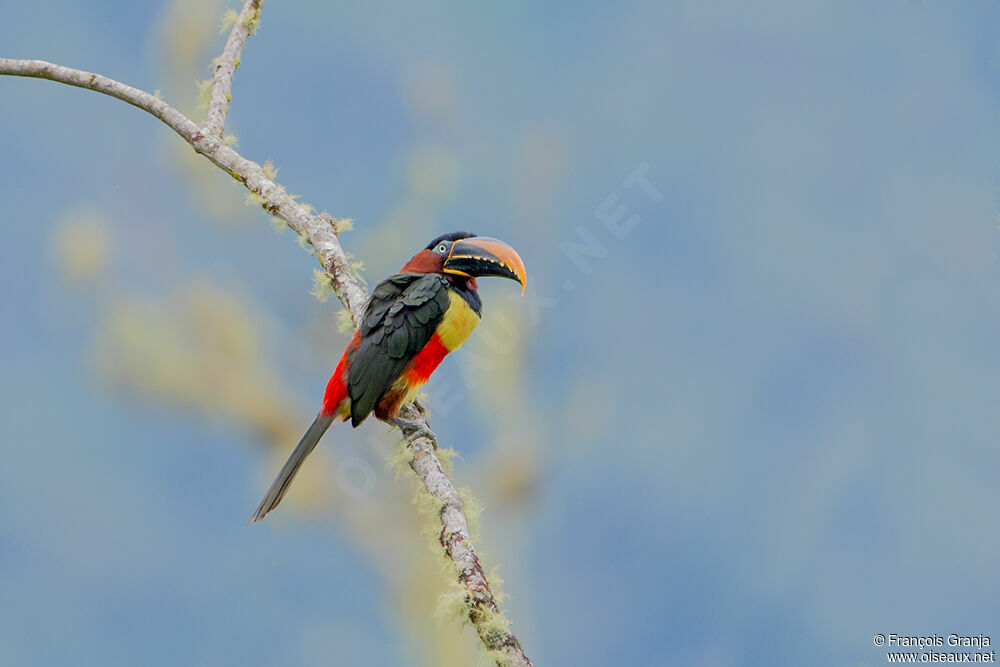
[250,232,527,523]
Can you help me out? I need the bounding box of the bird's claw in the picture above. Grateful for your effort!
[412,398,428,416]
[393,418,438,448]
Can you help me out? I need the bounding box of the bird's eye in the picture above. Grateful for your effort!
[436,243,449,254]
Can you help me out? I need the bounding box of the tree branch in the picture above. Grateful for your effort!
[205,0,262,143]
[0,58,202,144]
[0,7,532,667]
[400,404,533,664]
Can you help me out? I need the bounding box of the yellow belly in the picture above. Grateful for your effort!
[437,290,480,351]
[389,290,480,405]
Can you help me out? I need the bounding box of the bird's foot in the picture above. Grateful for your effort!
[393,418,438,448]
[412,398,429,416]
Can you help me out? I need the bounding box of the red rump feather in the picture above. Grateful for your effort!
[321,331,359,417]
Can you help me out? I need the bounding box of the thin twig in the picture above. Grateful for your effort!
[0,59,201,143]
[205,0,263,143]
[1,10,533,666]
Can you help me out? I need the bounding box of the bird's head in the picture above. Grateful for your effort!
[401,231,527,294]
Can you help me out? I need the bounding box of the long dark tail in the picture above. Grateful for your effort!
[250,414,335,523]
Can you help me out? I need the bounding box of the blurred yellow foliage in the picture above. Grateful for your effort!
[486,440,542,506]
[404,61,457,122]
[94,282,302,447]
[154,0,225,105]
[51,206,113,282]
[405,144,461,203]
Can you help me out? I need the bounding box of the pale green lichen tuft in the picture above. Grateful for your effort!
[436,446,459,477]
[287,193,315,214]
[486,566,509,605]
[311,269,335,301]
[196,79,213,109]
[243,7,261,34]
[478,604,515,667]
[153,89,163,100]
[433,569,515,666]
[344,252,367,289]
[219,8,239,34]
[478,607,513,646]
[270,216,289,233]
[333,217,354,234]
[298,234,317,255]
[413,485,449,546]
[457,486,483,542]
[385,442,416,480]
[245,191,266,208]
[336,308,355,333]
[262,159,279,181]
[223,134,238,147]
[434,578,471,623]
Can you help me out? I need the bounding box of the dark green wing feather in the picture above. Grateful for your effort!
[348,273,450,425]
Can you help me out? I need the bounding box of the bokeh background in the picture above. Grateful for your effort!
[2,1,999,665]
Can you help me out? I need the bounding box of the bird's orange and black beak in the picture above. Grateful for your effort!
[443,236,527,294]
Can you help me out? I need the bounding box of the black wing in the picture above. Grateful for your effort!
[347,273,450,425]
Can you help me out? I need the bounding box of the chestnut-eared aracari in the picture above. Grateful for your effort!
[251,232,527,522]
